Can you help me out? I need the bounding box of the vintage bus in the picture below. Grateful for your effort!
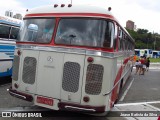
[0,16,21,79]
[152,50,160,58]
[8,4,134,114]
[135,49,152,58]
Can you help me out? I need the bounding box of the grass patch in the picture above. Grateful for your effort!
[149,58,160,63]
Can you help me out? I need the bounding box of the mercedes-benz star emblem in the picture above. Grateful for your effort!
[47,56,53,62]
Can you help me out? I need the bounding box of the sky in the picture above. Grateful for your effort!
[0,0,160,34]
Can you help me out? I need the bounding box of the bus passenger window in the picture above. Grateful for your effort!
[103,22,114,48]
[114,24,118,50]
[118,29,123,50]
[10,27,20,39]
[0,24,10,38]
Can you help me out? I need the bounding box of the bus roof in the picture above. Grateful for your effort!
[152,50,160,52]
[26,4,113,16]
[0,15,22,27]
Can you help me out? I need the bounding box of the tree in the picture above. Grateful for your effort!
[137,29,148,34]
[126,28,160,49]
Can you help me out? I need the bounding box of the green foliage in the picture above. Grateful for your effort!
[150,58,160,63]
[137,29,148,34]
[126,28,160,50]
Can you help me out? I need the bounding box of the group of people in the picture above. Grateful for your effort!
[134,56,150,75]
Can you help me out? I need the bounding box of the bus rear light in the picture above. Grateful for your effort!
[14,83,19,89]
[83,96,90,102]
[61,4,65,7]
[68,4,72,7]
[87,57,94,63]
[17,50,21,56]
[54,4,58,8]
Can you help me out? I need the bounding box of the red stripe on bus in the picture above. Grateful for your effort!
[25,13,115,19]
[110,66,123,108]
[123,57,131,64]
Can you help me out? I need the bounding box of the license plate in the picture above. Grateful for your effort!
[37,96,54,106]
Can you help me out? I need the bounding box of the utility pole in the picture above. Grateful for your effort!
[147,38,149,49]
[154,35,157,50]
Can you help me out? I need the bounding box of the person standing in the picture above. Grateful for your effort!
[135,60,141,75]
[146,57,150,71]
[139,56,146,75]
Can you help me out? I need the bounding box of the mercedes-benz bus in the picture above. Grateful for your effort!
[8,4,134,115]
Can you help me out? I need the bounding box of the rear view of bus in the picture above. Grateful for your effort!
[9,4,134,114]
[0,16,21,79]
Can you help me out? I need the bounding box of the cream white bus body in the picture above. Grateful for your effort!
[9,4,134,114]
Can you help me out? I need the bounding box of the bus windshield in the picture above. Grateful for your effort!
[18,18,55,43]
[55,18,114,48]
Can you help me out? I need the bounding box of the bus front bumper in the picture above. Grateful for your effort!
[7,87,33,102]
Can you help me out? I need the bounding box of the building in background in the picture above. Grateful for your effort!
[134,25,137,31]
[5,10,22,20]
[5,10,13,17]
[13,13,22,20]
[126,20,135,30]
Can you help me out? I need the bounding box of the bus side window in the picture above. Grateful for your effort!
[118,28,123,51]
[0,24,10,39]
[114,24,118,50]
[10,27,20,39]
[103,22,114,48]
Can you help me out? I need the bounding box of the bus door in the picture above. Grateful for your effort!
[18,50,39,94]
[60,53,85,103]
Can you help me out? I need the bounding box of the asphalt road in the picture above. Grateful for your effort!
[119,67,160,103]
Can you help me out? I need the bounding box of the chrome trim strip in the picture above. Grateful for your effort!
[0,50,14,52]
[16,45,134,58]
[8,91,26,99]
[0,58,13,61]
[65,106,96,112]
[103,66,133,96]
[0,40,15,45]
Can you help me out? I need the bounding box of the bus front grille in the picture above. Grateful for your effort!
[62,62,80,93]
[85,64,104,95]
[22,57,37,84]
[12,55,20,81]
